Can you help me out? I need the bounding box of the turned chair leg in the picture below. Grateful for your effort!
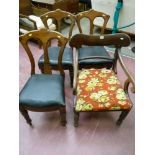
[74,111,79,127]
[116,110,130,126]
[19,105,32,126]
[69,67,73,87]
[59,107,67,126]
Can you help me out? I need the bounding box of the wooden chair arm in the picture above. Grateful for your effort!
[117,48,135,103]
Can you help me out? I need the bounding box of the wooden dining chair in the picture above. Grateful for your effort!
[69,33,135,127]
[76,9,118,71]
[38,9,76,86]
[19,29,67,126]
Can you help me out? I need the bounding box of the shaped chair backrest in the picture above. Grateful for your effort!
[40,9,75,40]
[19,28,67,76]
[69,33,135,94]
[69,33,131,48]
[76,9,110,35]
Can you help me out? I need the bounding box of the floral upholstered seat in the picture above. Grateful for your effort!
[76,68,132,112]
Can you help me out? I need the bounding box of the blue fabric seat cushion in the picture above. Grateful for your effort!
[38,47,73,67]
[78,46,114,65]
[19,74,65,107]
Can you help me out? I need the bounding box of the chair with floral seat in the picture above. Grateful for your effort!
[19,29,67,126]
[69,33,135,127]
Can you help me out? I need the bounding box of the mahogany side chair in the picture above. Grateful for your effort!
[69,33,135,127]
[38,9,76,86]
[19,29,67,126]
[76,9,118,71]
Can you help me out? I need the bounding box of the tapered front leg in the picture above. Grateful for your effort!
[19,105,32,126]
[116,110,130,126]
[74,111,79,127]
[69,67,73,87]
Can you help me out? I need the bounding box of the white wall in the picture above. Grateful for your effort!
[92,0,135,34]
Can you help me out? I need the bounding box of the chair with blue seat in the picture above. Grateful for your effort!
[19,29,67,126]
[69,33,135,127]
[38,9,76,87]
[76,9,118,71]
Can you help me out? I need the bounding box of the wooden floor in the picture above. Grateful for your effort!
[19,42,135,155]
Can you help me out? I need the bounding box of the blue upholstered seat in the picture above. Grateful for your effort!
[38,47,73,67]
[78,46,113,66]
[20,74,65,107]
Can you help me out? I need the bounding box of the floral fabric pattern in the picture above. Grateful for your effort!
[75,68,132,112]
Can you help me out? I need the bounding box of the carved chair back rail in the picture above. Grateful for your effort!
[20,29,67,75]
[40,9,75,40]
[76,9,110,34]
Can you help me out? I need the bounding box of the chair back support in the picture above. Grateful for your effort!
[19,28,67,76]
[40,9,75,40]
[69,33,131,48]
[76,9,110,35]
[69,33,135,96]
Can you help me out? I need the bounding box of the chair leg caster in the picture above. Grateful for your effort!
[74,112,79,127]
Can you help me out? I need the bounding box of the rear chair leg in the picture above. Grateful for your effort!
[59,108,67,126]
[74,112,79,127]
[19,105,32,126]
[69,68,73,87]
[39,65,44,73]
[116,110,130,126]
